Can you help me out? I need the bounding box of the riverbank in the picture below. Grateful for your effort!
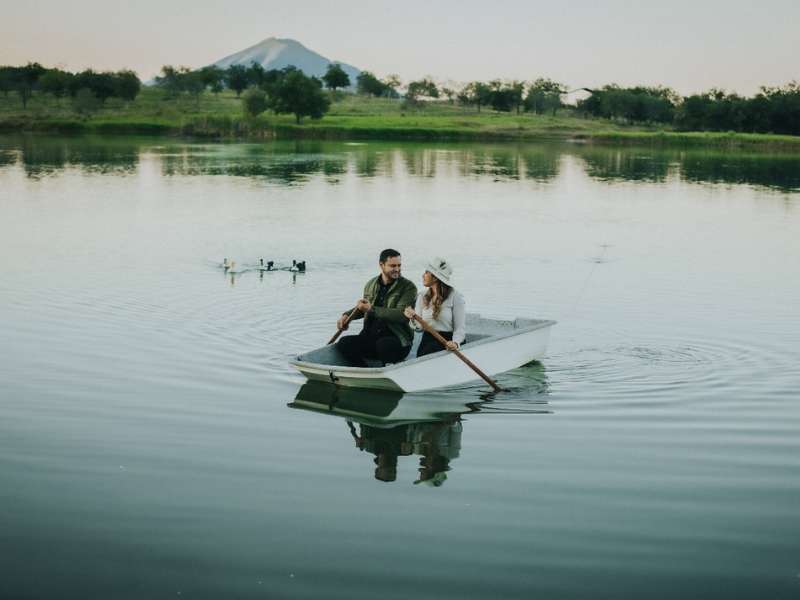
[2,89,799,150]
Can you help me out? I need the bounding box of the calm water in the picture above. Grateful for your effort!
[1,135,799,599]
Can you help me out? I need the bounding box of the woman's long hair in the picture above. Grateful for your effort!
[423,278,453,319]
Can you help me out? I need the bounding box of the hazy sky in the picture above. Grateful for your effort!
[1,0,797,95]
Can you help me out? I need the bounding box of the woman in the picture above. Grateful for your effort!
[403,256,466,357]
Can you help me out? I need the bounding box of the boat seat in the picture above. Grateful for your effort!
[308,330,495,369]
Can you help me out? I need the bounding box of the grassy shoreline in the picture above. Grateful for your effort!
[2,90,799,150]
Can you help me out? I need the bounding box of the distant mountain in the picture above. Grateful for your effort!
[212,37,360,85]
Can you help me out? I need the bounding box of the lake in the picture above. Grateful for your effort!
[1,134,799,599]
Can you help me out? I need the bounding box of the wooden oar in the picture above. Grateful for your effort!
[328,307,359,345]
[411,314,503,392]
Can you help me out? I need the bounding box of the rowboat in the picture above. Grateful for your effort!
[290,314,555,392]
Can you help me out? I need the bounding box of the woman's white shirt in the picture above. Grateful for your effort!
[413,290,466,344]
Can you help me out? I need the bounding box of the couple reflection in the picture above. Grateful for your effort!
[290,381,475,486]
[289,365,550,486]
[349,417,462,486]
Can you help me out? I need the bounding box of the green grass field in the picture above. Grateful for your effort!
[2,88,799,150]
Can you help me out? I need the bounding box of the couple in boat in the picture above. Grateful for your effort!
[335,248,466,367]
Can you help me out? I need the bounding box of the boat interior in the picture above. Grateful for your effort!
[296,315,548,369]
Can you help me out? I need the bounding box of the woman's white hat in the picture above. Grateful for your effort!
[426,256,454,285]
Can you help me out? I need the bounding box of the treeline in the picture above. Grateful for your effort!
[150,62,565,118]
[0,63,141,109]
[3,60,800,136]
[578,83,800,135]
[154,63,334,123]
[354,73,565,115]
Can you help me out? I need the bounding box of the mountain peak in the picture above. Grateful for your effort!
[212,37,360,84]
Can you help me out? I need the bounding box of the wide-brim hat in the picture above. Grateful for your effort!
[426,256,454,286]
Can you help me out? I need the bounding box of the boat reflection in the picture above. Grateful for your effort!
[289,382,479,485]
[289,377,550,486]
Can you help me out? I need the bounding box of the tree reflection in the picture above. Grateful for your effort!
[680,152,800,192]
[577,147,673,182]
[0,149,17,167]
[577,145,800,192]
[11,135,139,178]
[3,135,796,192]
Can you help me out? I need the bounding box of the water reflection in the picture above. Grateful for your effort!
[578,147,674,182]
[577,145,800,191]
[466,146,560,181]
[157,143,347,184]
[289,382,481,485]
[1,135,798,192]
[0,149,16,167]
[7,135,139,178]
[289,370,550,486]
[680,152,800,191]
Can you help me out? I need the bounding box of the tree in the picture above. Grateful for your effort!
[260,67,286,96]
[525,78,565,115]
[155,66,206,100]
[270,70,330,123]
[456,86,471,108]
[322,63,350,91]
[384,74,402,95]
[38,69,72,100]
[501,81,526,114]
[758,82,800,135]
[225,64,249,97]
[72,87,100,117]
[154,65,183,97]
[246,62,266,88]
[242,87,269,117]
[578,84,675,124]
[113,70,141,102]
[199,66,225,95]
[406,78,439,102]
[462,81,492,112]
[0,67,13,97]
[11,62,46,108]
[488,80,514,112]
[85,71,116,103]
[357,71,390,97]
[181,70,206,103]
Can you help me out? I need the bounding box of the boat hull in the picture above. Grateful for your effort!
[290,316,554,392]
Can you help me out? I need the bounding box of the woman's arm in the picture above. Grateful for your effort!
[452,292,466,344]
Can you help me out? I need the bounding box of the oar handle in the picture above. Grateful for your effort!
[328,307,359,345]
[411,314,503,392]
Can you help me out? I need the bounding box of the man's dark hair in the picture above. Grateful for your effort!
[379,248,400,263]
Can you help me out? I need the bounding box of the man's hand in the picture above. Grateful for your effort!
[356,298,372,313]
[337,314,350,331]
[403,306,417,319]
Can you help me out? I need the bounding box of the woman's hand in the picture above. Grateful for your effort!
[404,306,417,319]
[445,340,460,351]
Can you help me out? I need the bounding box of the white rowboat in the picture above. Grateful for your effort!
[290,314,555,392]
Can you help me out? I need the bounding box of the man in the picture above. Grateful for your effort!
[336,249,417,367]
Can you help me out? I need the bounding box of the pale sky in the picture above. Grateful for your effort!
[1,0,797,95]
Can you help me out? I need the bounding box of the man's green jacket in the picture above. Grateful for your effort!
[343,275,418,346]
